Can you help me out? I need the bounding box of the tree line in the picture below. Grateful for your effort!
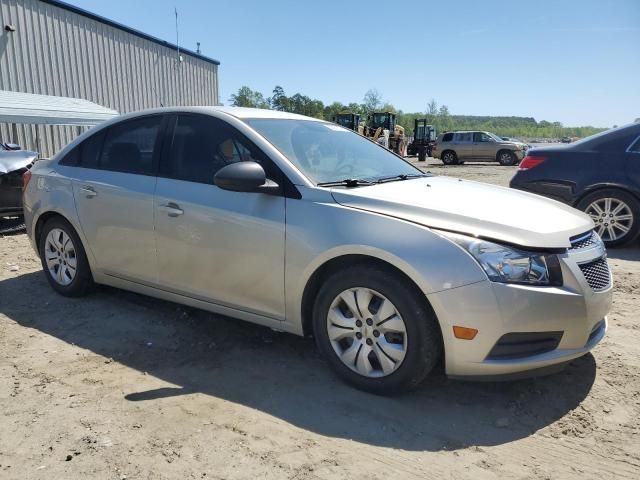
[228,86,607,139]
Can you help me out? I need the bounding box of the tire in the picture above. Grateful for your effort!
[441,150,458,165]
[497,150,517,166]
[312,264,442,394]
[418,148,426,162]
[576,189,640,247]
[38,216,94,296]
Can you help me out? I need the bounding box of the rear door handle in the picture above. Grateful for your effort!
[159,202,184,217]
[80,185,97,198]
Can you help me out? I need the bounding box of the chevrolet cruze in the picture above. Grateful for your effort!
[23,107,612,393]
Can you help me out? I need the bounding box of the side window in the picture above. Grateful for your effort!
[442,133,453,142]
[473,132,491,142]
[59,146,80,166]
[627,136,640,153]
[162,114,268,185]
[100,116,162,174]
[80,130,105,169]
[58,129,105,168]
[455,133,473,143]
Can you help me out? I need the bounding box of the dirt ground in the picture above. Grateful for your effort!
[1,160,639,480]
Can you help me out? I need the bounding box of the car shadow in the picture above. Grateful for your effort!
[1,271,597,452]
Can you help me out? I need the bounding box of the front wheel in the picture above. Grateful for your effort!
[576,189,640,247]
[312,265,442,394]
[497,150,517,166]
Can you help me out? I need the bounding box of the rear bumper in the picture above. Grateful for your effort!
[427,248,612,378]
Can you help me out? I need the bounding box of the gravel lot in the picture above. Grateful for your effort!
[1,160,639,479]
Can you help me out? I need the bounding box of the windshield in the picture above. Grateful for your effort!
[245,119,422,185]
[487,132,504,142]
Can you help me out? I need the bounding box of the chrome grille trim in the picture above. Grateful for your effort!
[570,231,597,250]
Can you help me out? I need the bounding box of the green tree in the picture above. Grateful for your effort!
[228,86,269,108]
[426,99,438,123]
[362,89,383,118]
[269,85,288,111]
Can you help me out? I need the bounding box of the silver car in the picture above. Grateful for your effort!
[23,107,612,393]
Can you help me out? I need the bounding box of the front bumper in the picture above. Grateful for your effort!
[427,245,612,378]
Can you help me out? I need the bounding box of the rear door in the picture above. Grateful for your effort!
[453,132,473,159]
[626,135,640,192]
[154,113,286,319]
[71,115,165,284]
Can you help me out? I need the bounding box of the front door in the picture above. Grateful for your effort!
[154,114,286,320]
[472,132,496,160]
[72,115,164,284]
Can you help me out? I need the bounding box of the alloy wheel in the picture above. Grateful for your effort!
[585,197,633,242]
[326,287,408,378]
[499,152,513,165]
[44,228,77,286]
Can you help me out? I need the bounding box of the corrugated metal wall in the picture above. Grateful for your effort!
[0,0,219,157]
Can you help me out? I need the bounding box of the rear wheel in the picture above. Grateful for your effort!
[39,217,94,296]
[441,151,458,165]
[497,150,517,166]
[577,189,640,247]
[312,265,442,394]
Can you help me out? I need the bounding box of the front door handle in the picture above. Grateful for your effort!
[159,202,184,217]
[80,185,97,198]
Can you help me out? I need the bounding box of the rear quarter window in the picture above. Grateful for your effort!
[442,133,453,142]
[58,129,105,168]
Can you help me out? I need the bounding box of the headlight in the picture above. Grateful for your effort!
[439,231,563,286]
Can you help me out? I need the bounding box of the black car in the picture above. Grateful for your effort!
[1,143,38,220]
[510,123,640,247]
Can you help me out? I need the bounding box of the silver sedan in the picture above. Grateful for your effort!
[23,107,612,393]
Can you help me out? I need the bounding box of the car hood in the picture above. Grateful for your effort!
[0,150,38,174]
[330,176,593,249]
[500,141,526,149]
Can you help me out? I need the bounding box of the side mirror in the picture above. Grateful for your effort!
[214,161,280,194]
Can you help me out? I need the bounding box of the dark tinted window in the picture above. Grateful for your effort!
[59,146,79,166]
[442,133,453,142]
[80,130,105,168]
[100,116,162,174]
[162,114,268,184]
[59,129,105,168]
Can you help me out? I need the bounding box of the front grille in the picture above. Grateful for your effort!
[486,331,564,360]
[570,231,596,250]
[578,257,611,291]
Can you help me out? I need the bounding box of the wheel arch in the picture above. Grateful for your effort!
[35,211,71,248]
[573,183,640,208]
[33,211,95,270]
[300,254,442,341]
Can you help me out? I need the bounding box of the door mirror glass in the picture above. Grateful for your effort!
[214,161,279,193]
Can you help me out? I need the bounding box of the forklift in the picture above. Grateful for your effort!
[364,112,407,156]
[333,113,361,132]
[407,118,437,161]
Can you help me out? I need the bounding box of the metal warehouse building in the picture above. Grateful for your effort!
[0,0,219,157]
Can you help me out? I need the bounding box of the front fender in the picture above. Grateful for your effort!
[284,190,486,333]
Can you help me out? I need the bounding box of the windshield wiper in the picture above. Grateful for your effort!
[375,173,427,184]
[317,178,375,188]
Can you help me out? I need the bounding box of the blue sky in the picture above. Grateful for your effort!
[67,0,639,127]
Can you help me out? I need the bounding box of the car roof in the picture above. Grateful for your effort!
[109,106,325,122]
